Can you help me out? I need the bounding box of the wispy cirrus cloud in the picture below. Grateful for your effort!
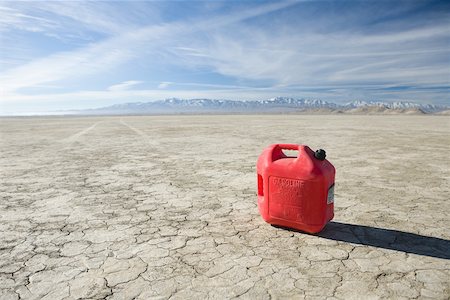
[0,39,135,94]
[0,0,449,114]
[108,80,143,91]
[170,23,450,88]
[0,1,147,36]
[157,82,171,89]
[0,6,57,33]
[0,1,298,96]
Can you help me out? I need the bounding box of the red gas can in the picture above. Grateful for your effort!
[257,144,335,233]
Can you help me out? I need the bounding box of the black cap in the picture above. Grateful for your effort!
[314,149,326,161]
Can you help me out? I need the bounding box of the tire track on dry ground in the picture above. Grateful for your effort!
[61,121,102,147]
[119,119,160,146]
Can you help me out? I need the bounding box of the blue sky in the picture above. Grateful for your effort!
[0,0,449,114]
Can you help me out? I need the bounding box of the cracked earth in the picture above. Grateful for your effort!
[0,115,449,299]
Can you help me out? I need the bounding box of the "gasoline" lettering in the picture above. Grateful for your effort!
[273,177,304,188]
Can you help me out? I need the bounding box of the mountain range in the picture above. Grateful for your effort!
[75,97,449,115]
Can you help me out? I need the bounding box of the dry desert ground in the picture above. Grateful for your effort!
[0,115,449,299]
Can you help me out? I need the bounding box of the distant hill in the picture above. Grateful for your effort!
[345,106,427,115]
[74,97,448,115]
[437,109,450,115]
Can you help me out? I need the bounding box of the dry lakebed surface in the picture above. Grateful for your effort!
[0,115,449,299]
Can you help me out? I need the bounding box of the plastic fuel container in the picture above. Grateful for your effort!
[257,144,335,233]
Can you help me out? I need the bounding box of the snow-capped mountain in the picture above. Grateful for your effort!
[260,97,339,108]
[77,97,448,115]
[345,100,443,112]
[158,97,337,109]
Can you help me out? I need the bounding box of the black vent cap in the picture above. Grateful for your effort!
[314,149,326,161]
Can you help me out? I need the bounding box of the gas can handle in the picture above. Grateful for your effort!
[269,144,301,162]
[276,144,299,151]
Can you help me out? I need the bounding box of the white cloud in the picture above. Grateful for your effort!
[36,2,133,35]
[108,80,143,91]
[157,82,171,89]
[169,23,450,87]
[0,39,135,94]
[0,1,298,96]
[1,0,448,112]
[0,6,57,33]
[0,2,147,36]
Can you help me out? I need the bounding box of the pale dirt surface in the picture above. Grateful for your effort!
[0,115,449,299]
